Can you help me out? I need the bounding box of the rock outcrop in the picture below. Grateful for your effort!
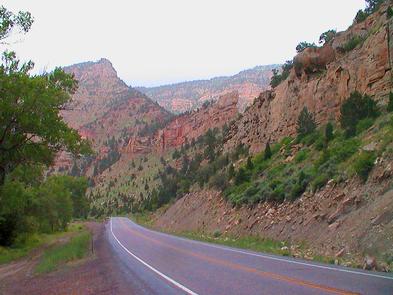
[155,91,239,150]
[225,5,393,153]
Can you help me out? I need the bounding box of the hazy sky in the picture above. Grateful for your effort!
[2,0,365,87]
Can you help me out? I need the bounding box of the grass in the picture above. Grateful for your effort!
[180,231,292,256]
[0,234,44,264]
[0,222,86,265]
[35,228,91,274]
[130,212,352,267]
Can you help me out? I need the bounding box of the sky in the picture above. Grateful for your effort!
[2,0,365,87]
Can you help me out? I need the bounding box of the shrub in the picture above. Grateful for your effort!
[294,149,308,163]
[319,30,336,45]
[340,91,379,137]
[296,107,317,138]
[296,41,317,53]
[343,36,365,52]
[325,122,334,143]
[354,9,368,23]
[213,230,221,238]
[270,61,293,88]
[311,173,330,192]
[356,118,374,135]
[352,151,376,181]
[209,172,229,191]
[388,7,393,19]
[235,168,250,185]
[264,142,272,160]
[329,138,361,162]
[246,157,254,170]
[388,92,393,112]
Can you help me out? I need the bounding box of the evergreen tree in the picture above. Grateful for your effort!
[296,107,317,138]
[246,157,254,170]
[340,91,379,137]
[325,122,334,143]
[264,142,272,160]
[388,92,393,112]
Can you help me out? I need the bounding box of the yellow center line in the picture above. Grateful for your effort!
[117,220,359,295]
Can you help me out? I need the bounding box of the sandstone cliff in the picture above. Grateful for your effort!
[225,5,393,153]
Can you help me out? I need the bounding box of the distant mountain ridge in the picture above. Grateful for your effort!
[137,64,279,113]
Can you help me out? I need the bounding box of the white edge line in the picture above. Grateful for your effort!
[128,219,393,281]
[110,218,199,295]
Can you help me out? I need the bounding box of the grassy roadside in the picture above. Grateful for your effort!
[35,223,92,274]
[0,222,90,266]
[130,212,361,268]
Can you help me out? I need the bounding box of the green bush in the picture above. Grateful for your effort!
[295,149,308,163]
[270,61,293,88]
[388,7,393,19]
[352,151,376,181]
[311,173,330,192]
[388,92,393,112]
[343,36,365,52]
[297,107,317,138]
[355,9,368,23]
[340,92,379,137]
[356,118,374,135]
[329,138,361,163]
[325,122,334,143]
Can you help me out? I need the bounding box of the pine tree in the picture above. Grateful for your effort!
[296,107,316,138]
[325,122,334,143]
[264,142,272,160]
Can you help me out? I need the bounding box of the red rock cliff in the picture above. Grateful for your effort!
[225,5,393,153]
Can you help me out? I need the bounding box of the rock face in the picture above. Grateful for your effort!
[156,91,239,150]
[225,6,393,153]
[137,65,278,113]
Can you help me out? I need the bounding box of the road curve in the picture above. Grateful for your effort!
[107,217,393,295]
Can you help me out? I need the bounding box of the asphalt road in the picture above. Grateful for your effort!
[107,217,393,295]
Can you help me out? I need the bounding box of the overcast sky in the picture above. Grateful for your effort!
[3,0,365,87]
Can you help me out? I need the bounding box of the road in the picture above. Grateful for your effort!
[107,217,393,295]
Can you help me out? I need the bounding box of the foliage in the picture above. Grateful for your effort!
[388,92,393,112]
[340,91,379,137]
[296,41,317,53]
[264,142,272,160]
[354,0,384,23]
[354,9,368,23]
[352,151,376,181]
[342,36,365,52]
[270,60,293,88]
[319,30,336,45]
[387,6,393,19]
[35,230,91,273]
[0,5,33,41]
[356,118,374,135]
[325,122,334,143]
[365,0,384,14]
[0,166,90,246]
[296,107,317,138]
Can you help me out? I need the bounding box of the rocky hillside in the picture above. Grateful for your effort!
[146,2,393,271]
[62,58,171,148]
[137,65,278,113]
[224,5,393,154]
